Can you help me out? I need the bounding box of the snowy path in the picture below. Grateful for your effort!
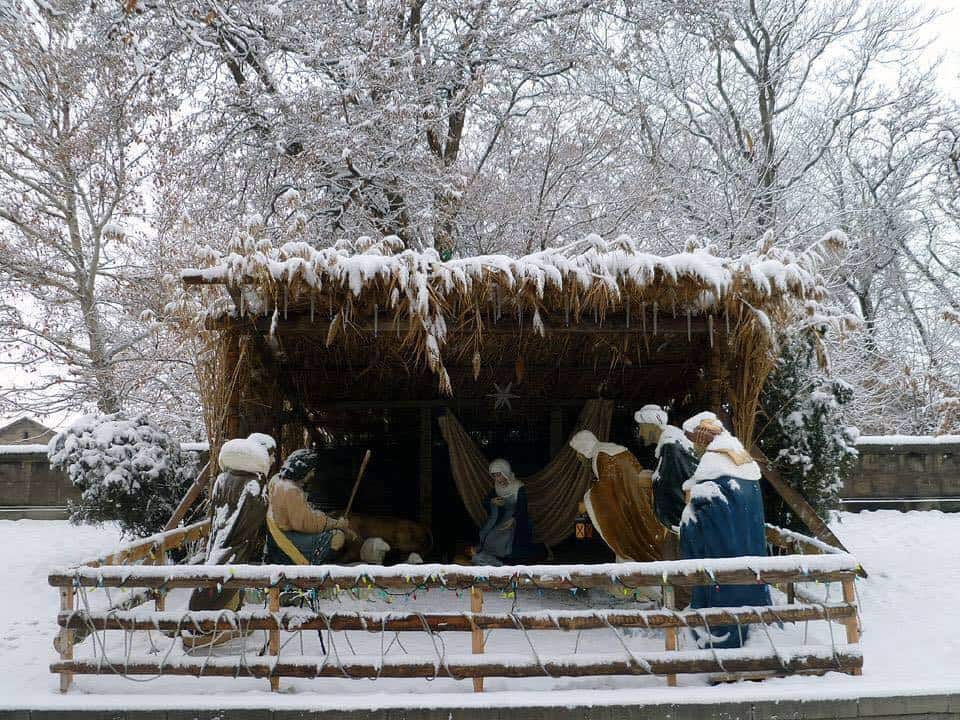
[1,511,958,710]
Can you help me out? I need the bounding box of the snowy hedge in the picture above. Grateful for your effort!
[48,414,199,537]
[757,333,859,530]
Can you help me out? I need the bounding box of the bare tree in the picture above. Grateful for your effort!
[0,1,192,423]
[617,0,933,251]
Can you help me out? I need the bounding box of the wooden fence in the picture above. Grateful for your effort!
[49,521,864,693]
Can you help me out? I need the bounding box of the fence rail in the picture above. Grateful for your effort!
[49,521,864,693]
[58,602,857,633]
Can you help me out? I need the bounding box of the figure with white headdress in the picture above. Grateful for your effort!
[679,412,771,649]
[569,430,669,562]
[187,437,271,623]
[470,459,536,566]
[634,404,698,531]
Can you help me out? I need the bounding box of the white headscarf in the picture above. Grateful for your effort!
[489,458,523,498]
[681,411,721,434]
[568,430,628,477]
[634,404,668,428]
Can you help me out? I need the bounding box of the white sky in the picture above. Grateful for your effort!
[924,0,960,93]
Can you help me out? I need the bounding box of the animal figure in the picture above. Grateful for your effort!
[347,514,432,555]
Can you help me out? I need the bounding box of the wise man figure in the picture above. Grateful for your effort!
[569,430,669,562]
[470,458,537,566]
[186,437,272,646]
[634,405,698,532]
[679,412,771,649]
[265,449,355,564]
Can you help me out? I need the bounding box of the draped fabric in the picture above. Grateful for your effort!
[437,400,613,547]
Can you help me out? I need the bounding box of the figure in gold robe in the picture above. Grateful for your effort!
[569,430,669,562]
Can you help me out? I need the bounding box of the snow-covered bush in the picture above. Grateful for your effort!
[48,414,199,537]
[757,333,860,530]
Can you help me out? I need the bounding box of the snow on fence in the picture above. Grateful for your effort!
[49,522,864,693]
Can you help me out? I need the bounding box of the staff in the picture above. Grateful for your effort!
[343,449,371,520]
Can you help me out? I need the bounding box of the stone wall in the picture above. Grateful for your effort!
[0,448,79,507]
[0,445,209,509]
[842,437,960,511]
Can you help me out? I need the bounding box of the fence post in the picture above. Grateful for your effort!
[471,586,484,692]
[58,585,74,693]
[662,584,677,687]
[841,578,862,676]
[269,587,280,692]
[152,545,165,612]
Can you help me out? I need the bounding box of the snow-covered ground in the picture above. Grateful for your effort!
[1,511,958,711]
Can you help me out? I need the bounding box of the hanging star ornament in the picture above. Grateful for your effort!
[488,382,520,411]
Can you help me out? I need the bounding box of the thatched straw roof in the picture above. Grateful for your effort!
[179,231,849,440]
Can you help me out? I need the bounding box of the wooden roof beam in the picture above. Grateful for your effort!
[204,315,721,337]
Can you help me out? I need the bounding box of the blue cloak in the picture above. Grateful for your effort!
[680,474,771,648]
[653,440,697,529]
[475,486,537,564]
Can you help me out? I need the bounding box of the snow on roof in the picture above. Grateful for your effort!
[177,232,848,397]
[856,434,960,446]
[181,233,833,315]
[0,443,49,455]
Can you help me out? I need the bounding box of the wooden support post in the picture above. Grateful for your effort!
[419,408,433,528]
[58,586,74,693]
[471,587,484,693]
[151,546,166,612]
[663,585,677,687]
[225,333,242,439]
[841,578,862,676]
[269,587,280,692]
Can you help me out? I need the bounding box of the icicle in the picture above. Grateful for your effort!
[653,301,658,336]
[672,299,677,318]
[641,303,647,335]
[328,291,333,320]
[495,286,501,322]
[626,301,631,329]
[283,287,288,319]
[239,292,245,318]
[310,294,315,322]
[725,306,730,335]
[517,304,523,328]
[374,304,379,337]
[564,297,570,327]
[687,310,692,342]
[708,314,714,347]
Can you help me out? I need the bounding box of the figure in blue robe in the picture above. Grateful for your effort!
[634,406,698,532]
[679,426,771,649]
[471,459,538,566]
[652,426,698,530]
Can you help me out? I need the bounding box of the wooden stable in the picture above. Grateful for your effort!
[178,236,843,557]
[51,519,864,694]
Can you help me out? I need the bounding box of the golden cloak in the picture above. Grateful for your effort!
[584,450,669,562]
